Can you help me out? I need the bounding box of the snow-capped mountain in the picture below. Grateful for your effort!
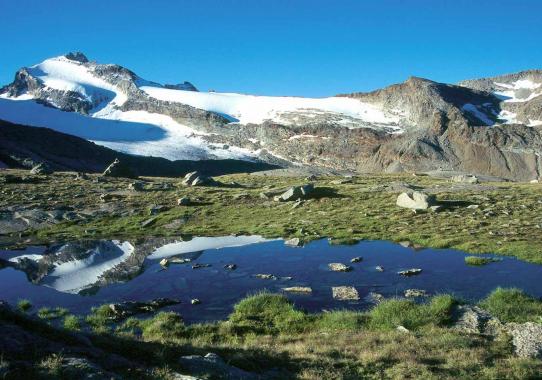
[1,52,542,180]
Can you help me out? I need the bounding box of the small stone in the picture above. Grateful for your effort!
[350,256,363,263]
[376,265,384,272]
[191,299,201,305]
[224,264,237,270]
[328,263,352,272]
[396,325,410,333]
[332,286,359,300]
[192,263,211,269]
[282,286,312,293]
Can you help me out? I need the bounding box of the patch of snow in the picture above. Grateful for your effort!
[28,56,127,107]
[8,254,44,263]
[462,103,494,126]
[148,235,275,259]
[42,241,134,293]
[140,86,402,129]
[498,110,518,124]
[494,80,542,103]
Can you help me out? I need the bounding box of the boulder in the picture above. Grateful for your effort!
[452,305,502,336]
[285,237,303,247]
[191,299,201,305]
[274,184,314,202]
[506,322,542,358]
[328,263,352,272]
[102,159,138,179]
[452,174,479,184]
[376,265,384,272]
[254,273,276,280]
[182,171,216,187]
[332,286,359,300]
[30,163,53,175]
[350,257,363,263]
[396,191,437,210]
[128,181,144,191]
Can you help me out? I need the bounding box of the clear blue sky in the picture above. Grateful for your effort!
[1,0,541,97]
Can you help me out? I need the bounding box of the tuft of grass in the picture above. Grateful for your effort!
[465,256,501,266]
[480,288,542,323]
[63,315,81,331]
[17,299,32,313]
[368,295,456,331]
[140,312,185,342]
[37,307,69,320]
[314,310,366,332]
[229,292,307,334]
[85,304,115,332]
[38,353,64,377]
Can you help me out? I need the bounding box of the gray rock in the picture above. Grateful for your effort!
[332,286,359,300]
[452,174,479,184]
[182,171,216,187]
[254,273,276,280]
[350,256,363,263]
[328,263,352,272]
[375,265,385,272]
[191,299,201,305]
[452,305,502,336]
[224,264,237,270]
[274,184,314,202]
[285,237,303,247]
[365,292,385,304]
[396,191,437,210]
[282,286,312,293]
[128,181,145,191]
[506,322,542,358]
[141,217,157,227]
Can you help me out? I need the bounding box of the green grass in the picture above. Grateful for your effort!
[63,315,81,331]
[85,304,116,332]
[229,292,308,334]
[465,256,501,266]
[480,288,542,323]
[17,299,32,313]
[368,295,456,331]
[2,170,542,264]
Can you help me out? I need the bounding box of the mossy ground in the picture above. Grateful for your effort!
[2,169,542,263]
[4,290,542,379]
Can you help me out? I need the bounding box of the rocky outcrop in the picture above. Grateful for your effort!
[505,322,542,359]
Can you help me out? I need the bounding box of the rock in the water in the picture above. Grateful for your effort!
[285,237,303,247]
[30,163,53,175]
[160,257,191,267]
[177,197,191,206]
[108,298,180,320]
[282,286,312,293]
[274,184,314,202]
[452,305,502,336]
[192,263,211,269]
[365,292,385,304]
[506,322,542,358]
[452,174,479,184]
[396,191,437,210]
[332,286,359,300]
[102,158,138,179]
[191,299,201,305]
[224,264,237,270]
[254,273,276,280]
[376,265,384,272]
[328,263,352,272]
[350,256,363,263]
[179,352,257,380]
[404,289,428,297]
[182,171,216,187]
[398,268,422,276]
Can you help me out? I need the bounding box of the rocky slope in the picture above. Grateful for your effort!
[1,52,541,180]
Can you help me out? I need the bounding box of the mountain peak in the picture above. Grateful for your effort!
[64,52,89,63]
